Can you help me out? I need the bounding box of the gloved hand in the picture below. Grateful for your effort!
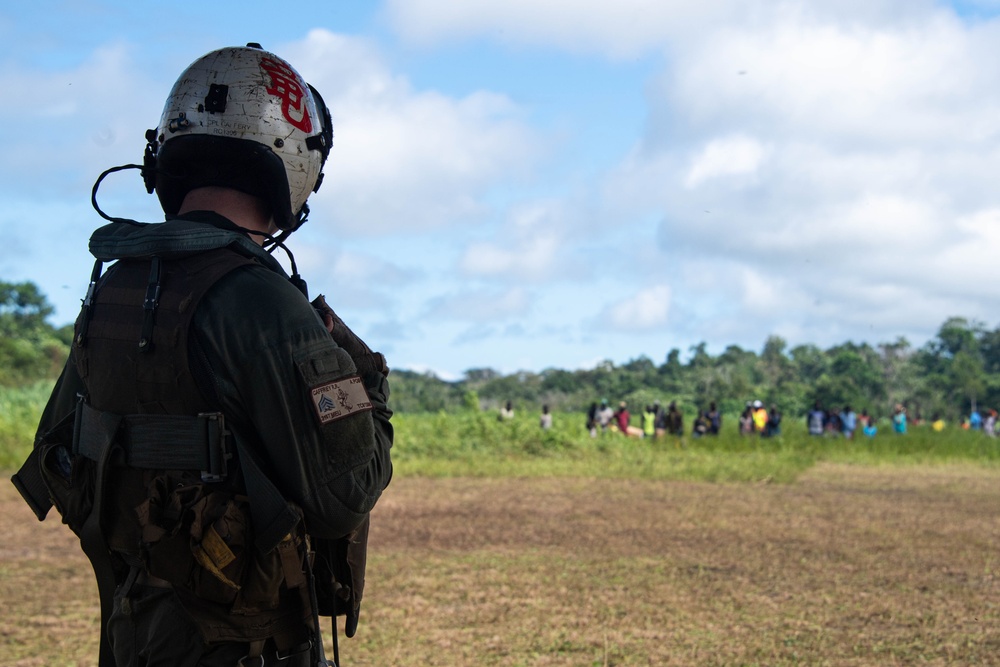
[311,295,389,378]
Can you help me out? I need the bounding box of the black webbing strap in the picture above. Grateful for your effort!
[303,543,338,667]
[228,428,304,554]
[75,399,123,667]
[138,256,161,353]
[74,259,104,348]
[74,402,229,481]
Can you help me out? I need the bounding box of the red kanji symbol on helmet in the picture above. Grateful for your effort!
[260,57,312,133]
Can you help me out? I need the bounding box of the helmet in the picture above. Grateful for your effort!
[144,44,332,231]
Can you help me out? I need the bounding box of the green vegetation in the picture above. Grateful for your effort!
[0,280,72,387]
[0,381,52,469]
[390,409,1000,482]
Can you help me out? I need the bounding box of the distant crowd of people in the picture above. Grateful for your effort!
[806,402,873,438]
[497,398,999,438]
[806,401,999,438]
[580,399,723,439]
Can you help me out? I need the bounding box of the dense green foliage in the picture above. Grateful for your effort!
[0,281,72,386]
[392,319,1000,423]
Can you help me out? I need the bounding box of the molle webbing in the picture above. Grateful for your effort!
[75,248,256,416]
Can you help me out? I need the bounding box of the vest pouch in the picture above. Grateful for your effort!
[39,443,96,538]
[230,530,305,616]
[136,475,251,606]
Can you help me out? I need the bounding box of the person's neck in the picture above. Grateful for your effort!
[177,187,275,246]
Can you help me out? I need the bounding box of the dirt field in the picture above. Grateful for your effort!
[2,464,999,666]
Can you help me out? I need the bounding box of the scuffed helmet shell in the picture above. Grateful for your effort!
[154,45,328,230]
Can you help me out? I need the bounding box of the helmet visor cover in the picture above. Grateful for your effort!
[154,46,330,230]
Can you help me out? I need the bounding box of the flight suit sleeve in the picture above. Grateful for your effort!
[192,266,393,540]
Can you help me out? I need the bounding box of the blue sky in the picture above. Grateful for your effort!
[3,0,1000,380]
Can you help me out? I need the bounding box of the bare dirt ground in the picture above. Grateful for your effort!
[3,464,999,666]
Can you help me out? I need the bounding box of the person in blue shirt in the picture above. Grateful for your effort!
[893,404,907,434]
[863,420,877,438]
[969,409,982,430]
[841,405,857,439]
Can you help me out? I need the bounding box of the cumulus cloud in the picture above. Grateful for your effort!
[0,42,162,198]
[383,0,938,58]
[280,29,542,235]
[425,287,531,322]
[287,243,421,310]
[597,285,671,332]
[457,201,582,281]
[684,135,769,188]
[659,13,1000,147]
[595,6,1000,348]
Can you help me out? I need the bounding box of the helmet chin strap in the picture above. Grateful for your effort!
[261,205,309,299]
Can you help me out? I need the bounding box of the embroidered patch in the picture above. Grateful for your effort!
[310,376,373,424]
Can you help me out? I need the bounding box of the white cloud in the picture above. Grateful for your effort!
[684,135,769,188]
[597,8,1000,347]
[457,201,575,281]
[384,0,939,58]
[426,287,531,321]
[663,14,1000,146]
[397,362,460,382]
[280,29,541,234]
[0,42,162,199]
[599,285,671,331]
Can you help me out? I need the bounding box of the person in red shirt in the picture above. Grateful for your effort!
[614,401,631,434]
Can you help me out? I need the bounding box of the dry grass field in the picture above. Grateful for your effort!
[2,463,998,666]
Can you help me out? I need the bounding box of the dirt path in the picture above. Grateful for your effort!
[3,464,999,665]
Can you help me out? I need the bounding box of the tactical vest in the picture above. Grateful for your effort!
[69,247,311,646]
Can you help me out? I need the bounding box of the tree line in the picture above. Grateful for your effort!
[3,280,997,421]
[391,318,1000,421]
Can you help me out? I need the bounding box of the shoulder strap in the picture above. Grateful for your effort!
[73,396,123,667]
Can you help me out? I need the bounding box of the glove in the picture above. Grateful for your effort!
[311,295,389,378]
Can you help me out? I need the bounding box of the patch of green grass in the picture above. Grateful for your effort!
[391,411,1000,482]
[0,380,51,469]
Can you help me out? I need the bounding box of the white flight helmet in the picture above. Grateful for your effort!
[144,43,332,231]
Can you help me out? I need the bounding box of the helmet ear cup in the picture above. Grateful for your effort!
[306,83,334,195]
[142,129,159,195]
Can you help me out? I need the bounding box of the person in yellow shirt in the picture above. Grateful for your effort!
[643,405,656,438]
[931,414,946,432]
[751,400,768,434]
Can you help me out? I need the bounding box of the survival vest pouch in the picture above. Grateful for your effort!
[13,407,94,536]
[12,398,317,666]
